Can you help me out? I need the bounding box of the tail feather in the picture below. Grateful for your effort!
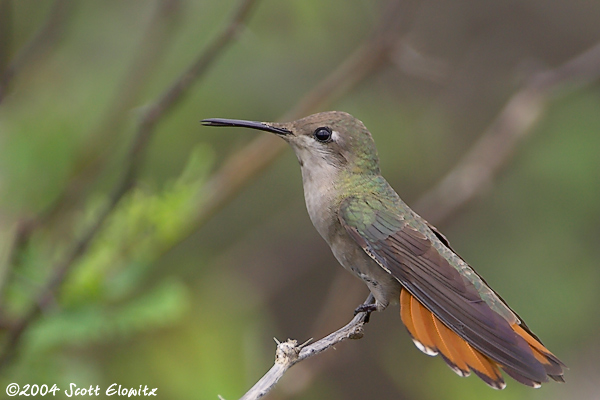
[501,367,541,388]
[463,343,505,390]
[431,317,470,376]
[401,289,437,355]
[401,289,504,388]
[399,289,565,388]
[511,323,566,379]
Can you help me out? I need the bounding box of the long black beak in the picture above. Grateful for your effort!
[201,118,292,136]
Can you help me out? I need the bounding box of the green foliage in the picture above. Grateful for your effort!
[63,145,213,305]
[31,278,190,351]
[1,145,212,387]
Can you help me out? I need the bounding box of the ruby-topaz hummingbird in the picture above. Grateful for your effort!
[201,111,565,389]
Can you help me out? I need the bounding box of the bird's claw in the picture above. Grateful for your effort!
[354,303,378,323]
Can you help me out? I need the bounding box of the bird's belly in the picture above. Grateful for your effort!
[330,235,401,309]
[300,175,401,309]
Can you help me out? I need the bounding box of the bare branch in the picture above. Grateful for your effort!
[0,0,261,371]
[239,295,374,400]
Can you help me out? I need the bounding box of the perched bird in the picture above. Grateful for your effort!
[202,111,565,389]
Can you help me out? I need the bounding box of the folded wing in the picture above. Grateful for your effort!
[339,196,565,388]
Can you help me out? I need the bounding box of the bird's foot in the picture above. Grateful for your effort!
[354,303,378,323]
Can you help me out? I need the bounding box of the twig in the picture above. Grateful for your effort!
[0,0,261,371]
[239,295,374,400]
[414,41,600,224]
[272,272,366,396]
[0,0,71,104]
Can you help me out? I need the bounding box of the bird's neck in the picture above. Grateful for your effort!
[300,165,386,243]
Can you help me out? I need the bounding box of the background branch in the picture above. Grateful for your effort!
[414,41,600,224]
[40,0,184,226]
[0,0,71,104]
[0,0,183,310]
[0,0,261,371]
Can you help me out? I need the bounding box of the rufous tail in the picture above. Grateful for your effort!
[399,289,565,389]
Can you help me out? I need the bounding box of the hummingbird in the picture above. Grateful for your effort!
[201,111,565,389]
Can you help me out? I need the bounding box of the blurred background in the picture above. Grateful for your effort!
[0,0,599,399]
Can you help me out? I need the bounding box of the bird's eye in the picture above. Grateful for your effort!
[314,127,332,142]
